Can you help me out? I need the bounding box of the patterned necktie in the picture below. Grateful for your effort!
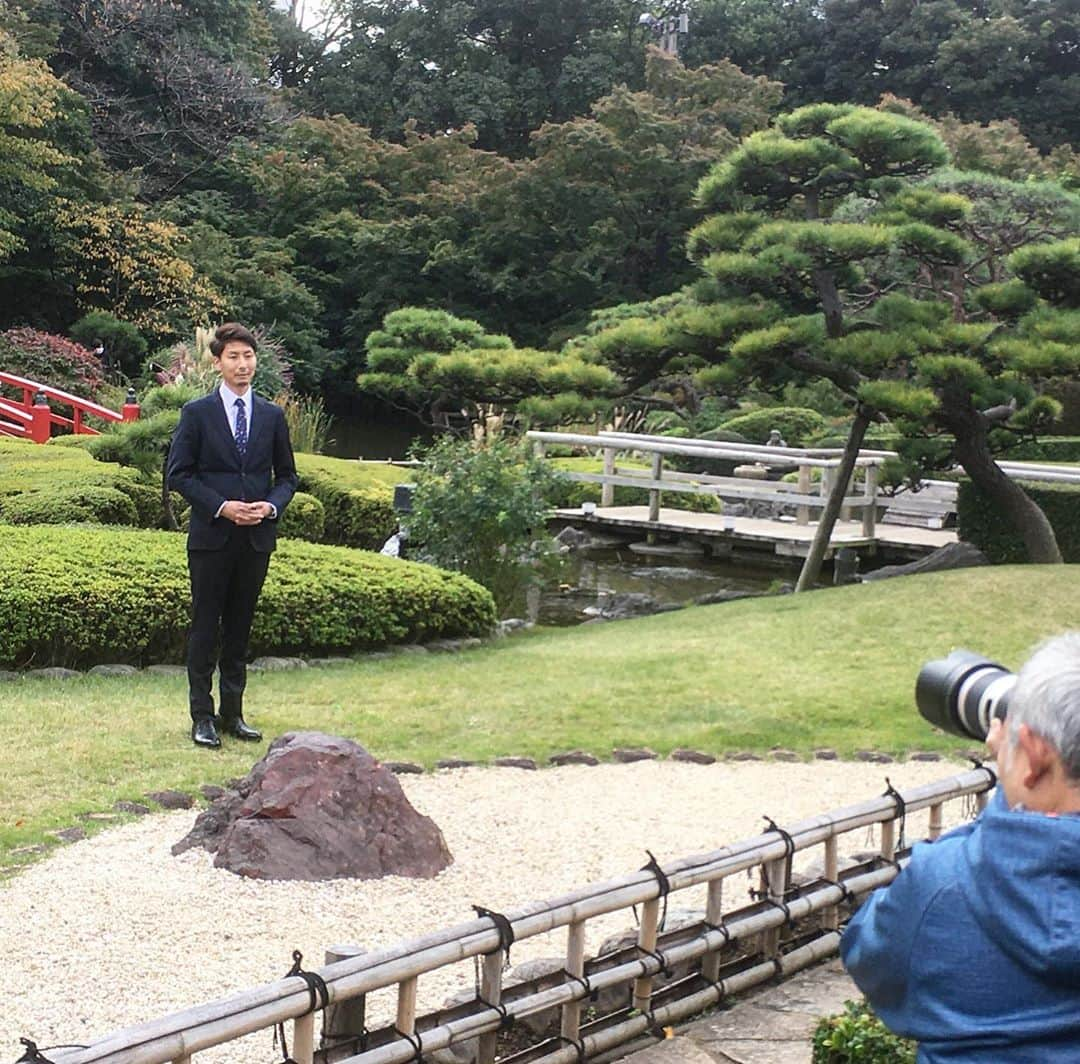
[233,397,248,456]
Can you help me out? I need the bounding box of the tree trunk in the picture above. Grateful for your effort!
[949,406,1062,564]
[795,406,872,592]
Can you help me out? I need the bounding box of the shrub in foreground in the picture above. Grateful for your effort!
[812,1000,916,1063]
[0,525,496,668]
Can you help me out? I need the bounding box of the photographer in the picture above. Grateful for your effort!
[841,632,1080,1062]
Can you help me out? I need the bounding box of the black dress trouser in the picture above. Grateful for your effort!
[186,526,271,722]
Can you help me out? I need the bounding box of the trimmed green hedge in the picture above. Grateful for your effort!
[295,454,411,549]
[720,406,829,446]
[277,490,325,542]
[1001,437,1080,463]
[958,479,1080,563]
[0,525,496,668]
[0,437,145,527]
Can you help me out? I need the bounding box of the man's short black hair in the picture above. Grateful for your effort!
[210,323,258,358]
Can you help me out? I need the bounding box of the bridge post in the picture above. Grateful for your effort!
[30,392,51,443]
[861,464,878,538]
[122,387,141,423]
[601,447,616,507]
[648,452,663,522]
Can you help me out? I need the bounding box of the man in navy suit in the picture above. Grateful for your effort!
[167,323,298,748]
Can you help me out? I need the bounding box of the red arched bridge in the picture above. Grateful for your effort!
[0,371,140,442]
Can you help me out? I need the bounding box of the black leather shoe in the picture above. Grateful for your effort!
[192,716,221,748]
[222,717,262,742]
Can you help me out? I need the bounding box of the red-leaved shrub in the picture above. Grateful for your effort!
[0,328,105,399]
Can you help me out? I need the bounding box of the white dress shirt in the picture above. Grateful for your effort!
[213,384,277,519]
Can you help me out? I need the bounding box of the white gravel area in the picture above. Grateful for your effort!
[2,760,979,1060]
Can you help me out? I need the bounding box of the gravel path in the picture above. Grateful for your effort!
[2,760,978,1061]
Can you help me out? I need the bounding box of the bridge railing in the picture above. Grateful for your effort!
[0,371,138,442]
[527,430,892,537]
[44,767,996,1064]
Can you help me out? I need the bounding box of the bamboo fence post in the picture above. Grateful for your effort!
[601,447,616,507]
[632,896,661,1012]
[701,878,724,983]
[561,919,587,1041]
[761,855,789,959]
[823,836,839,930]
[861,463,878,538]
[880,818,896,863]
[476,950,504,1064]
[396,976,418,1036]
[323,945,367,1058]
[648,452,663,522]
[797,464,811,526]
[928,803,944,840]
[292,1013,315,1064]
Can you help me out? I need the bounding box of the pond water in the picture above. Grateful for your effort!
[533,547,791,626]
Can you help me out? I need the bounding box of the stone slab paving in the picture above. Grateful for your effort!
[621,959,857,1064]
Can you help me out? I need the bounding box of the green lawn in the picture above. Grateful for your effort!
[3,564,1078,869]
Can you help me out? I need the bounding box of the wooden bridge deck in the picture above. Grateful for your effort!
[553,505,957,559]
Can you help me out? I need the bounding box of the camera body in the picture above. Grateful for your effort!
[915,650,1016,741]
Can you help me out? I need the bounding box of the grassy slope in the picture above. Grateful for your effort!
[2,565,1078,866]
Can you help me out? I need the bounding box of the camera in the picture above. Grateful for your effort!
[915,650,1016,741]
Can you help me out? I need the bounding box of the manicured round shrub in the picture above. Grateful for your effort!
[720,407,830,446]
[0,328,105,398]
[295,456,406,550]
[0,485,138,526]
[278,491,325,542]
[0,525,496,668]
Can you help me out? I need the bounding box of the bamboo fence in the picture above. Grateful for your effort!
[41,766,995,1064]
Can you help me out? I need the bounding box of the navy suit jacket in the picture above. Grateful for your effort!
[167,391,298,552]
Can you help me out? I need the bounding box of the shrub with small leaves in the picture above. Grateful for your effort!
[812,1000,916,1064]
[278,491,324,542]
[0,327,104,398]
[0,525,495,668]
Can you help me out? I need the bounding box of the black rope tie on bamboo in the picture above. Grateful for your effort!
[273,950,330,1064]
[703,919,735,948]
[564,969,598,1002]
[395,1027,425,1063]
[17,1041,88,1063]
[633,849,672,929]
[882,778,908,853]
[477,995,515,1031]
[555,1034,587,1064]
[473,905,515,966]
[969,757,997,788]
[752,817,796,926]
[636,945,673,979]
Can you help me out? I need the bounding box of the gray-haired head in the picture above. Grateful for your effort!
[1008,631,1080,783]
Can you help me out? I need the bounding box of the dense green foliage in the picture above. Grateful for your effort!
[719,407,829,446]
[0,525,495,668]
[812,1000,916,1063]
[959,480,1080,564]
[276,490,324,542]
[409,437,563,613]
[294,453,410,550]
[0,436,147,525]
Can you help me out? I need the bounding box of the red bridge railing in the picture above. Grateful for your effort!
[0,371,139,442]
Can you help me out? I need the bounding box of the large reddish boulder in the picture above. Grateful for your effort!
[173,732,452,880]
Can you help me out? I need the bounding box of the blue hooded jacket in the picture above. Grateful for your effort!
[841,787,1080,1062]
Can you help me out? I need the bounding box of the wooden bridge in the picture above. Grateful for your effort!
[0,370,139,441]
[528,430,1080,564]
